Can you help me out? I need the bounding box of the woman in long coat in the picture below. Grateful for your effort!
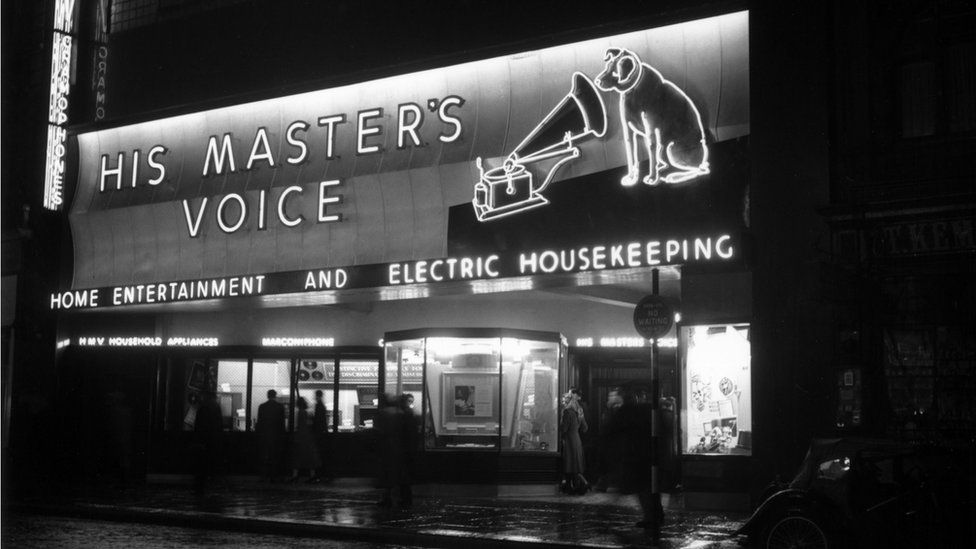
[288,397,322,482]
[560,388,589,493]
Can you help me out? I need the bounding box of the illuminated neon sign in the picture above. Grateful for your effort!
[43,0,76,210]
[73,336,220,347]
[575,337,678,348]
[95,95,464,237]
[50,232,736,311]
[473,73,606,221]
[262,337,334,347]
[472,48,711,222]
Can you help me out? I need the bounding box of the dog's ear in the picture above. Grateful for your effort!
[604,48,622,62]
[616,53,640,88]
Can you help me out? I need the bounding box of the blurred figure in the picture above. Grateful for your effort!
[657,396,678,495]
[397,393,418,506]
[375,393,412,507]
[287,397,321,483]
[594,386,623,492]
[313,390,332,481]
[256,389,285,482]
[193,390,223,493]
[608,385,662,534]
[559,387,589,494]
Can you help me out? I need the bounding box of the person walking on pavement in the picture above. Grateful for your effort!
[397,393,419,506]
[287,397,322,483]
[375,393,410,507]
[594,386,624,492]
[608,384,663,535]
[559,387,589,494]
[313,389,332,481]
[256,389,285,482]
[192,390,223,493]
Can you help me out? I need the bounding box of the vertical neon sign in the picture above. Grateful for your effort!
[43,0,76,211]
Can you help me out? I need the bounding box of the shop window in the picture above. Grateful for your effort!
[337,360,381,431]
[424,337,501,450]
[161,358,210,431]
[296,359,336,431]
[500,338,559,452]
[214,359,247,431]
[251,359,293,431]
[384,340,424,409]
[385,330,564,453]
[680,324,752,456]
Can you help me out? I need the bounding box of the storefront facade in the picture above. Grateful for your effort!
[50,6,763,498]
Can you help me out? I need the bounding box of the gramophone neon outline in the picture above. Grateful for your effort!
[472,50,710,222]
[472,71,607,222]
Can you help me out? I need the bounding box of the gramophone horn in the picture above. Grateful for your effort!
[510,72,607,164]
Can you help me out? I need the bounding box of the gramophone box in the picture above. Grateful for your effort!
[475,164,534,211]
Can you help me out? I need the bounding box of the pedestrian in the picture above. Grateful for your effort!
[374,393,409,507]
[559,387,589,494]
[193,390,223,493]
[287,397,322,483]
[255,389,285,482]
[594,386,623,492]
[657,396,678,495]
[397,393,418,506]
[313,389,332,481]
[608,385,662,535]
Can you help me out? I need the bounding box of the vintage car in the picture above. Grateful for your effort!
[735,438,973,549]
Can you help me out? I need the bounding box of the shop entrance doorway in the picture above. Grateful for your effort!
[571,346,678,484]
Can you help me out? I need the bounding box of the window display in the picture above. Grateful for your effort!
[384,329,563,453]
[296,358,336,430]
[251,359,293,431]
[680,323,752,456]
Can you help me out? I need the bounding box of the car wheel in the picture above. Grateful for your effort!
[763,515,829,549]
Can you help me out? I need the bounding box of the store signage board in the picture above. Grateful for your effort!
[65,12,749,292]
[633,294,674,339]
[51,232,737,310]
[43,0,77,210]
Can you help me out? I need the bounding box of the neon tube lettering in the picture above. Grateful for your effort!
[277,186,303,227]
[246,127,275,170]
[203,134,236,175]
[317,114,345,159]
[217,194,246,233]
[318,180,342,223]
[357,108,383,154]
[147,146,167,185]
[100,152,123,191]
[182,198,208,238]
[397,103,423,148]
[438,96,464,143]
[285,121,309,164]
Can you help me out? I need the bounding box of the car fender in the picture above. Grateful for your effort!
[735,489,841,537]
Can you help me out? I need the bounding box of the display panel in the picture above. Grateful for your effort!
[338,359,380,431]
[425,337,500,449]
[296,358,336,431]
[383,339,423,413]
[680,324,752,455]
[501,338,559,452]
[214,359,247,431]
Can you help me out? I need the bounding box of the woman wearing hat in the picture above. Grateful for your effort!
[559,388,589,494]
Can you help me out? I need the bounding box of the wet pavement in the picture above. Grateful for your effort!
[3,512,423,548]
[7,480,748,548]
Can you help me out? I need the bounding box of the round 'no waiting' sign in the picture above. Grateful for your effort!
[633,294,674,339]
